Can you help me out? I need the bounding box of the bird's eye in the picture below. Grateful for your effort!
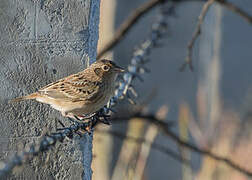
[102,65,110,71]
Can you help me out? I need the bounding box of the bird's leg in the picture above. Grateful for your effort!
[58,119,66,128]
[56,119,66,131]
[55,118,81,138]
[62,113,95,134]
[64,113,88,123]
[79,109,111,125]
[62,108,113,134]
[78,105,115,121]
[73,115,94,135]
[62,112,81,124]
[78,112,97,120]
[57,115,91,136]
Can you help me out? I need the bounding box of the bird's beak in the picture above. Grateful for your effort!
[114,65,125,73]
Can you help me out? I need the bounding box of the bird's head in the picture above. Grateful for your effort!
[91,59,125,78]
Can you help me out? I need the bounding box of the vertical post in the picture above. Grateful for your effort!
[0,0,100,179]
[198,4,222,133]
[93,0,116,180]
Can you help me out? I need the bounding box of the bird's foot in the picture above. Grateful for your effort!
[73,109,112,125]
[56,117,95,137]
[61,107,113,135]
[72,116,95,135]
[76,113,97,120]
[78,117,99,135]
[95,108,112,125]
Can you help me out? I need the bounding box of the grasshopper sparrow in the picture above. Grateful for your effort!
[11,59,124,120]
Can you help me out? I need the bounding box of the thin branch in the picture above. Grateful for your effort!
[97,0,170,59]
[180,0,252,71]
[216,0,252,24]
[180,0,215,72]
[97,0,215,59]
[97,0,160,59]
[96,129,190,165]
[98,0,252,69]
[111,113,252,177]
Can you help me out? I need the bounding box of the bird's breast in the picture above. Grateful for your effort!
[67,80,115,115]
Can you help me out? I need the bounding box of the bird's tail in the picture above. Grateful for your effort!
[9,93,39,103]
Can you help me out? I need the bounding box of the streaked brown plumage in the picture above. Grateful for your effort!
[11,59,124,119]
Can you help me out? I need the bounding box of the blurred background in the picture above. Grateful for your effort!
[93,0,252,180]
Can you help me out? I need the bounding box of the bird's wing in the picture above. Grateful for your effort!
[39,72,102,102]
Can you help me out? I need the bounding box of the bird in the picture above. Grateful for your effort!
[10,59,124,122]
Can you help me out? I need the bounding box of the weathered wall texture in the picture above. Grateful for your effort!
[0,0,100,179]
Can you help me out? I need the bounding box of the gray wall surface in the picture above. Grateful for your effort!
[0,0,100,179]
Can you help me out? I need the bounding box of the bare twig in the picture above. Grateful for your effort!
[111,112,252,177]
[96,129,190,165]
[216,0,252,24]
[180,0,215,72]
[98,0,252,70]
[180,0,252,71]
[97,0,172,59]
[97,0,252,69]
[97,0,159,59]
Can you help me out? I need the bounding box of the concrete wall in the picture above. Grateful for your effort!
[0,0,100,179]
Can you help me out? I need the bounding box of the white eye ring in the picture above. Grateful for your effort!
[102,65,110,71]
